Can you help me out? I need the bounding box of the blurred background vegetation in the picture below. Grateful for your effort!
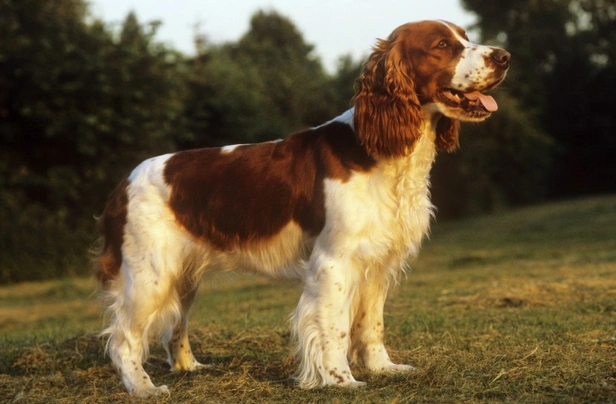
[1,0,614,282]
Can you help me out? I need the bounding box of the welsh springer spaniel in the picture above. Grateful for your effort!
[96,20,510,396]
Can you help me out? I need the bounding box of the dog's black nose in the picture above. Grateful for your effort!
[492,49,511,68]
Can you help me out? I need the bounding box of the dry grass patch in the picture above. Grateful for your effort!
[439,267,616,309]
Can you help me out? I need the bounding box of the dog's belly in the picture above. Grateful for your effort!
[192,221,314,281]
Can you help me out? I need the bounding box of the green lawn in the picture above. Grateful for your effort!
[1,195,615,403]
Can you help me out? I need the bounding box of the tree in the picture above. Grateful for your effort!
[329,55,364,112]
[180,43,280,147]
[236,10,332,129]
[179,10,336,149]
[0,1,186,282]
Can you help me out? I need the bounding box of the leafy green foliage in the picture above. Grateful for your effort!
[180,11,336,149]
[0,1,185,282]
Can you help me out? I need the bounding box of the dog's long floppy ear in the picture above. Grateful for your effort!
[435,117,460,152]
[353,32,423,159]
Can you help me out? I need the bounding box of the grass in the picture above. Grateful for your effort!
[1,194,616,403]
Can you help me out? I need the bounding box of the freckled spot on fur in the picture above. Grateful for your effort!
[328,368,345,384]
[336,375,345,384]
[340,332,347,339]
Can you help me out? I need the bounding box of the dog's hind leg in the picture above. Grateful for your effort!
[161,276,209,372]
[102,227,188,397]
[103,261,179,397]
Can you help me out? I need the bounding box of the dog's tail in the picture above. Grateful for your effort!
[93,178,130,288]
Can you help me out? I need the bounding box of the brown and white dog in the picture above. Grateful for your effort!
[96,20,509,396]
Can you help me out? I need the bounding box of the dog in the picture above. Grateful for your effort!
[95,20,509,396]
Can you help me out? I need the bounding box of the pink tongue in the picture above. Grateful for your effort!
[464,91,498,112]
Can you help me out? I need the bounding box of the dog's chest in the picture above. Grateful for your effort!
[380,132,437,252]
[322,132,437,263]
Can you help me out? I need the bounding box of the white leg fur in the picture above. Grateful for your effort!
[104,266,175,397]
[351,273,414,372]
[291,250,365,388]
[103,252,206,396]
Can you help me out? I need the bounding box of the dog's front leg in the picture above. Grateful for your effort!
[291,253,365,389]
[350,272,415,373]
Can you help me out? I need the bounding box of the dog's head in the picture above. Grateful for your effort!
[354,20,510,156]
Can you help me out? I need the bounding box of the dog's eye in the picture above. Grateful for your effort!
[437,40,449,49]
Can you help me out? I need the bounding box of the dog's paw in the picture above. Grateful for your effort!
[366,361,416,373]
[131,384,170,398]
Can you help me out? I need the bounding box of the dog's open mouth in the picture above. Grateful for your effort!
[439,89,498,115]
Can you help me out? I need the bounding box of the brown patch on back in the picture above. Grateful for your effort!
[163,121,375,250]
[96,178,129,286]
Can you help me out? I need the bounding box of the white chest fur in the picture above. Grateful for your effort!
[321,127,437,278]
